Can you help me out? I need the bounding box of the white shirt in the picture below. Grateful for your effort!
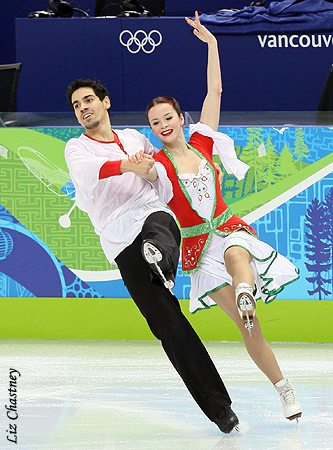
[178,159,215,223]
[65,128,174,263]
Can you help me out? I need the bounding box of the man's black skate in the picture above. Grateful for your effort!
[214,405,239,434]
[142,239,175,295]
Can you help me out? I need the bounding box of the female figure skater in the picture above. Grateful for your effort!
[130,11,302,422]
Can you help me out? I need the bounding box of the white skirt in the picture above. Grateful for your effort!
[189,230,300,313]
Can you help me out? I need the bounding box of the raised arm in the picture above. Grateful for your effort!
[186,11,222,131]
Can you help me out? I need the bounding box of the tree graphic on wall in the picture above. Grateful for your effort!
[241,128,264,195]
[273,143,297,184]
[258,134,279,188]
[221,127,312,202]
[323,186,333,295]
[305,198,331,300]
[293,127,309,169]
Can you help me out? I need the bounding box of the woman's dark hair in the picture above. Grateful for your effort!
[146,96,182,122]
[66,79,110,110]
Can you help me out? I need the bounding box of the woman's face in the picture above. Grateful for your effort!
[148,102,184,145]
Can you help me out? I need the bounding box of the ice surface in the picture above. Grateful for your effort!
[0,340,332,449]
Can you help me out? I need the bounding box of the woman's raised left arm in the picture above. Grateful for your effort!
[186,11,222,131]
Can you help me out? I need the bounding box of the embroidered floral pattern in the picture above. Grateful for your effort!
[216,224,258,238]
[180,161,214,213]
[184,238,205,270]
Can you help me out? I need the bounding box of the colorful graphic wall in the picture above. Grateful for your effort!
[0,125,332,341]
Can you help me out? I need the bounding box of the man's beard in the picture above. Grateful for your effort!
[85,120,100,130]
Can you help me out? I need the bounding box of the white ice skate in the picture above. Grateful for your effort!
[235,283,256,336]
[142,240,175,296]
[274,379,302,421]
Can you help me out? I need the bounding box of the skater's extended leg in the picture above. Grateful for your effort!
[209,285,302,420]
[209,285,283,383]
[224,246,256,333]
[116,234,239,433]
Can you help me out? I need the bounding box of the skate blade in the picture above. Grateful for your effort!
[143,243,175,296]
[288,412,302,421]
[153,262,175,296]
[244,310,253,337]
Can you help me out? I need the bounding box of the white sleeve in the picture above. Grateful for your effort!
[132,129,158,155]
[150,162,174,204]
[65,140,108,202]
[189,122,249,181]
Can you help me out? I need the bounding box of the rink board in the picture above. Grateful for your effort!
[1,126,333,344]
[0,298,331,343]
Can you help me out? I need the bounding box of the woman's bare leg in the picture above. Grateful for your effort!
[224,246,256,330]
[224,245,254,287]
[209,285,283,384]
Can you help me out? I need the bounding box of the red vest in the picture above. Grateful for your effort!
[154,133,257,273]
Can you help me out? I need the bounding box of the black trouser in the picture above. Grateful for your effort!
[115,211,231,421]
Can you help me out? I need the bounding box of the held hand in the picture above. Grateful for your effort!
[185,11,216,44]
[121,156,155,178]
[128,150,154,164]
[131,157,155,177]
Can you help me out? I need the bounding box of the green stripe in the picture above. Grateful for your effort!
[180,208,233,238]
[0,297,331,343]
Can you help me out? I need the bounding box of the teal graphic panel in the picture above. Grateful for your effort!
[0,126,332,301]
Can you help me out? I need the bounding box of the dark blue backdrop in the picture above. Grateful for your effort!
[0,1,275,65]
[0,1,94,65]
[15,16,332,113]
[164,0,261,16]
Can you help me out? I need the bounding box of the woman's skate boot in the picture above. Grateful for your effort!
[235,283,256,336]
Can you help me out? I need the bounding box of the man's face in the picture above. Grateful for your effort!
[71,87,110,130]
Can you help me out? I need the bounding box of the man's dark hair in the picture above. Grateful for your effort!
[66,79,110,110]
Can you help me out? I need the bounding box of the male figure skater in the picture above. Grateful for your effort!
[64,78,239,434]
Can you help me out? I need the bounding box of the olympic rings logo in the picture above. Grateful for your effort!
[119,30,162,54]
